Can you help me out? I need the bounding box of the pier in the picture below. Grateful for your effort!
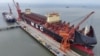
[0,25,20,31]
[18,21,81,56]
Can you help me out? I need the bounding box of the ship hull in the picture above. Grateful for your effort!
[21,16,94,56]
[71,44,94,56]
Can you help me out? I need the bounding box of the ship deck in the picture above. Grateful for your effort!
[18,21,81,56]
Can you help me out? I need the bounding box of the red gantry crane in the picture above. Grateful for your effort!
[60,11,94,52]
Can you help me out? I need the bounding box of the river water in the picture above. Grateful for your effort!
[0,5,100,56]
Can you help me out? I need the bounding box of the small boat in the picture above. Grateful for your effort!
[2,4,16,23]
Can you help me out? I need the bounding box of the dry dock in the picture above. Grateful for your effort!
[18,21,81,56]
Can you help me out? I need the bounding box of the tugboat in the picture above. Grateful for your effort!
[2,4,16,23]
[13,0,97,56]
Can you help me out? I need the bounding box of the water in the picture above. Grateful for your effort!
[0,5,100,56]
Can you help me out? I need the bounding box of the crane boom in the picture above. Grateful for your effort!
[75,11,94,29]
[8,4,12,14]
[13,0,21,20]
[68,11,95,35]
[13,0,17,9]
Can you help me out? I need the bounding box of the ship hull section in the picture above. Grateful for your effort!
[22,15,96,47]
[21,16,62,42]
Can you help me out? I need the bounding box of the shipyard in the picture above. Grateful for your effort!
[0,0,100,56]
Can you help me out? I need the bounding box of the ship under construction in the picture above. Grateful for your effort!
[6,0,97,56]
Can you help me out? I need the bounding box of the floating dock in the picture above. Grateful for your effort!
[18,21,81,56]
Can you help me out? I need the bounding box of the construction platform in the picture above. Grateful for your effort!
[17,21,81,56]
